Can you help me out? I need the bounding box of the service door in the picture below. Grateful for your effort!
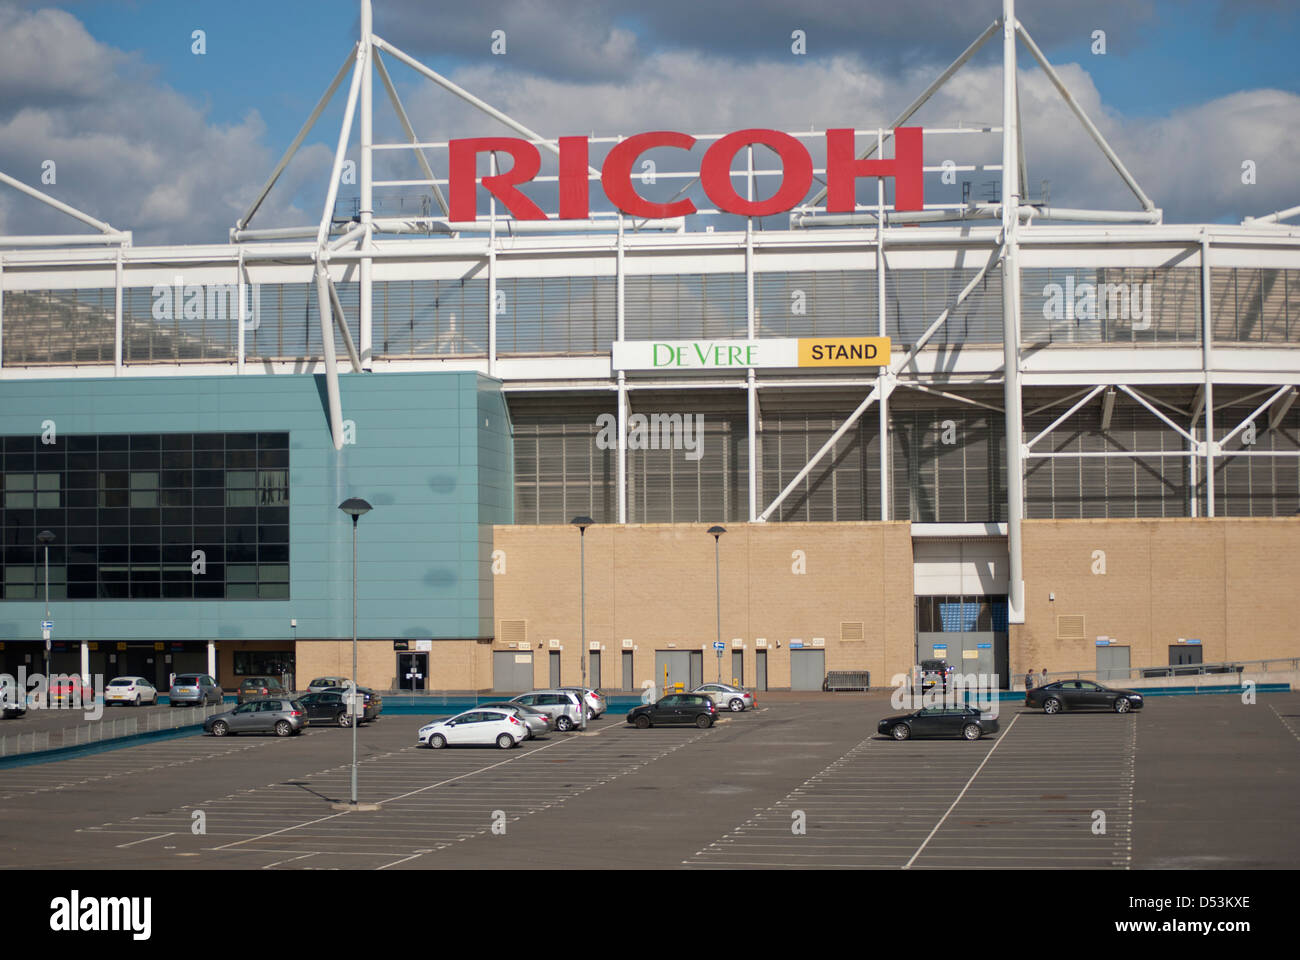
[731,651,744,687]
[492,651,534,693]
[549,651,562,687]
[654,651,692,693]
[588,651,601,689]
[689,651,703,690]
[621,651,634,691]
[755,650,768,691]
[1096,646,1131,684]
[791,649,826,691]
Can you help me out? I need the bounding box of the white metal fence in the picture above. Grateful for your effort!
[0,702,223,757]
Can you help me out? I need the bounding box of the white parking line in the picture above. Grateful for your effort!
[902,714,1020,869]
[115,832,174,848]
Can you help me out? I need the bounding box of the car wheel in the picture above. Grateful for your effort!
[337,712,351,728]
[728,698,744,712]
[1113,698,1131,713]
[134,695,141,707]
[496,733,515,749]
[962,723,982,741]
[1043,698,1062,715]
[891,723,911,741]
[634,715,651,729]
[428,733,447,749]
[211,720,229,737]
[556,716,574,732]
[274,720,292,738]
[695,714,712,729]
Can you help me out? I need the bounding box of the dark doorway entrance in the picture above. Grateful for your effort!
[397,652,428,691]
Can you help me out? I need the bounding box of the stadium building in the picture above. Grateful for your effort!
[1,0,1297,696]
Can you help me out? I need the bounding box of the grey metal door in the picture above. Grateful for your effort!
[588,651,601,689]
[791,649,826,691]
[755,650,768,691]
[654,651,692,692]
[622,651,634,691]
[492,651,533,692]
[689,651,703,689]
[1169,645,1203,669]
[731,651,744,686]
[1096,645,1131,684]
[549,651,562,687]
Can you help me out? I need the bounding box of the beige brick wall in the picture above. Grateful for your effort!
[293,639,492,692]
[1015,517,1300,675]
[491,522,915,692]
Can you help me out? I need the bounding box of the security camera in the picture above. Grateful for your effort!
[290,619,298,628]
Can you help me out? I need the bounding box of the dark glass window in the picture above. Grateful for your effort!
[0,431,289,600]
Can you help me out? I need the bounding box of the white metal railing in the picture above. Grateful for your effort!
[1039,657,1300,686]
[0,702,223,758]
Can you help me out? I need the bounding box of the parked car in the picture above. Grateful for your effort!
[204,698,308,737]
[476,701,551,738]
[878,705,999,741]
[297,690,361,727]
[918,659,953,693]
[509,690,584,731]
[1026,680,1145,714]
[238,676,287,704]
[557,686,607,719]
[320,684,383,721]
[307,676,350,693]
[1,676,25,718]
[417,709,526,749]
[48,675,94,708]
[626,693,717,729]
[692,682,755,712]
[168,673,223,707]
[105,676,158,707]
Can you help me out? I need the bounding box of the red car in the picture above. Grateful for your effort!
[48,676,94,708]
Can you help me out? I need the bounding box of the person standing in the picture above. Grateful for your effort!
[1024,668,1035,691]
[1039,667,1049,688]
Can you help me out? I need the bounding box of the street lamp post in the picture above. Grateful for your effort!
[571,516,593,731]
[338,498,372,807]
[37,530,54,683]
[708,526,726,683]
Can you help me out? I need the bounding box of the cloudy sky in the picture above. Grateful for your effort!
[1,0,1297,244]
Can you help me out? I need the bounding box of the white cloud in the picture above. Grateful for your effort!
[0,4,332,244]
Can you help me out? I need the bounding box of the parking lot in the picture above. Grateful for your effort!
[0,691,1296,870]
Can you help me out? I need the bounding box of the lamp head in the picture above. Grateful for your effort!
[339,498,373,523]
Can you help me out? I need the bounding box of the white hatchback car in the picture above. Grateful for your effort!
[418,708,527,749]
[105,676,158,706]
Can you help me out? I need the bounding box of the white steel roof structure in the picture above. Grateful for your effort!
[1,0,1299,626]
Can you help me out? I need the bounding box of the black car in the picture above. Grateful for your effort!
[296,690,359,727]
[1026,680,1144,714]
[320,685,383,720]
[626,693,717,729]
[877,705,999,741]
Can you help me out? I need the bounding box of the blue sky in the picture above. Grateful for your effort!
[1,0,1297,242]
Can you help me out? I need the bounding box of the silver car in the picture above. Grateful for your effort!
[509,690,584,732]
[204,698,308,737]
[478,701,551,738]
[692,683,756,712]
[557,686,607,719]
[168,673,223,706]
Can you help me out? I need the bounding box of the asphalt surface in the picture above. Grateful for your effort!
[0,692,1296,870]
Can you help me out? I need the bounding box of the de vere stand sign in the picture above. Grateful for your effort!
[612,337,892,371]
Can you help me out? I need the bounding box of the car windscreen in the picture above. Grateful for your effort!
[108,679,134,686]
[174,676,200,684]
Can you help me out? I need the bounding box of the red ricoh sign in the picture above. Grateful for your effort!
[448,127,923,221]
